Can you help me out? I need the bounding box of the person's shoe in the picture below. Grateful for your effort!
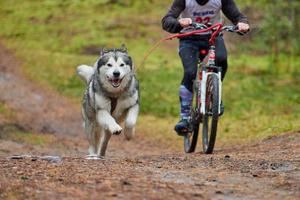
[174,118,190,136]
[219,101,224,116]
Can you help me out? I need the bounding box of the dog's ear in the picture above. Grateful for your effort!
[123,55,133,70]
[99,48,105,57]
[120,44,128,53]
[99,47,109,57]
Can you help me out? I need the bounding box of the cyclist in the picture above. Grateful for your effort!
[161,0,250,136]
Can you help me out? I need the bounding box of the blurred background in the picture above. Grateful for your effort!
[0,0,299,149]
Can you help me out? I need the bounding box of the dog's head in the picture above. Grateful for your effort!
[96,45,134,92]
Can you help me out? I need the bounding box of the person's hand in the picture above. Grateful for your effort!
[179,18,192,28]
[237,22,250,32]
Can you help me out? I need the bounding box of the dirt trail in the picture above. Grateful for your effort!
[0,44,82,136]
[0,43,299,200]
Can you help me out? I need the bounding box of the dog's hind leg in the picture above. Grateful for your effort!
[97,129,112,157]
[94,126,102,155]
[85,121,98,156]
[87,130,97,155]
[124,104,139,141]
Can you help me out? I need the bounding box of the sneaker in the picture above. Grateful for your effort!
[174,118,190,136]
[219,101,224,116]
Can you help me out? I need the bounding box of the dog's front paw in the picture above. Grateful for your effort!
[85,154,104,160]
[109,124,122,135]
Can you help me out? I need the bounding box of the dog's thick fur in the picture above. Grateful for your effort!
[77,47,139,157]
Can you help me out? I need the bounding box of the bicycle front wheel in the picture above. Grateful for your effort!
[202,74,219,154]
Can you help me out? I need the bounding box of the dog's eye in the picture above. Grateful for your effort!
[120,63,125,67]
[107,63,113,67]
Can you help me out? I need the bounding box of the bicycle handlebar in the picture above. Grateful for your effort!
[189,22,238,33]
[191,22,249,35]
[141,23,248,67]
[175,22,248,44]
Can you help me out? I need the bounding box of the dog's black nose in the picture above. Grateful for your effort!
[113,71,120,78]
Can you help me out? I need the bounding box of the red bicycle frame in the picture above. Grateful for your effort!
[166,22,223,45]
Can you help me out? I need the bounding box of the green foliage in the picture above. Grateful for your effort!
[0,102,15,120]
[138,65,181,116]
[235,0,300,73]
[258,1,300,73]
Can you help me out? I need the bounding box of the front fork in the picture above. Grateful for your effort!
[198,45,222,115]
[199,70,222,115]
[200,68,207,114]
[218,70,222,114]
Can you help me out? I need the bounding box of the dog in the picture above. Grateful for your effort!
[77,46,139,157]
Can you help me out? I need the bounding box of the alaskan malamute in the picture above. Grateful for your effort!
[77,46,139,157]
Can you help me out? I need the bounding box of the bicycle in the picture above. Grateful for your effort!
[172,22,246,154]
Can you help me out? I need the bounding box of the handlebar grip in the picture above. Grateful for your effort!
[234,25,250,36]
[230,25,238,32]
[225,25,249,36]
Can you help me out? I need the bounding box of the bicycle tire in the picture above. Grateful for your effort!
[184,118,200,153]
[184,82,201,153]
[202,74,219,154]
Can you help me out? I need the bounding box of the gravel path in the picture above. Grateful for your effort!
[0,43,299,200]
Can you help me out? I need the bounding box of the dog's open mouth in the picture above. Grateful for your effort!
[108,78,123,88]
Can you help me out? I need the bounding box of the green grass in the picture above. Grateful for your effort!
[0,102,16,121]
[5,131,55,146]
[0,124,55,146]
[0,1,299,145]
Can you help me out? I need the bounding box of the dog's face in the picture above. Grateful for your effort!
[96,48,133,92]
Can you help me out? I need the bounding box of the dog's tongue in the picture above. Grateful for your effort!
[113,79,120,84]
[109,77,122,87]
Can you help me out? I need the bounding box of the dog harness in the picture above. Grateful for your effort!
[110,97,117,114]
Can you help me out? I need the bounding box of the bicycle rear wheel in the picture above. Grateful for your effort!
[184,82,201,153]
[183,113,200,153]
[202,74,219,154]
